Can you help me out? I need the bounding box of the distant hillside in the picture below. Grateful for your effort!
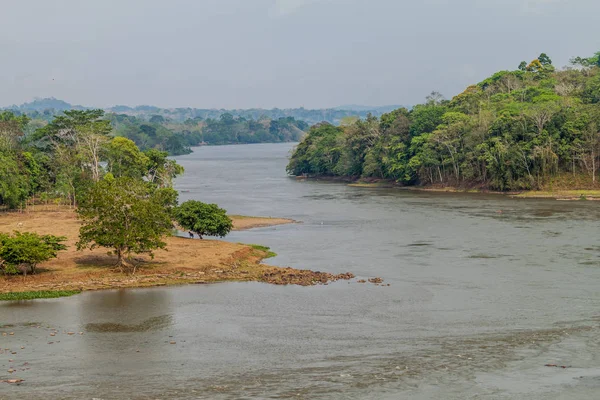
[103,106,405,125]
[3,98,406,125]
[4,97,87,112]
[333,104,405,113]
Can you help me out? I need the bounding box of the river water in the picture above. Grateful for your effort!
[2,143,600,399]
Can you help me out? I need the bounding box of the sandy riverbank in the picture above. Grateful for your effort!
[0,208,352,294]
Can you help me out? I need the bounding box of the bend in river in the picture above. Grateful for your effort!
[2,143,600,399]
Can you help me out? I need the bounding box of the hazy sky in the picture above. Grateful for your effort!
[1,0,598,109]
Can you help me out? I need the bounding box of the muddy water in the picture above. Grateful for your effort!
[2,143,600,399]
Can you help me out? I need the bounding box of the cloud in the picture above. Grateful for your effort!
[268,0,325,18]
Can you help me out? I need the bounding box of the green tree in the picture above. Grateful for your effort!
[0,232,67,275]
[286,123,344,176]
[144,149,184,188]
[173,200,233,239]
[0,152,31,209]
[105,137,150,179]
[76,177,175,271]
[570,51,600,68]
[0,111,29,153]
[538,53,552,66]
[518,61,528,71]
[149,115,165,124]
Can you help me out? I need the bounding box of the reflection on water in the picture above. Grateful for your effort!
[85,315,173,333]
[2,143,600,399]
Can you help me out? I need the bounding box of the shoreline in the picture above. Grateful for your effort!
[0,209,352,298]
[230,215,298,230]
[296,176,600,200]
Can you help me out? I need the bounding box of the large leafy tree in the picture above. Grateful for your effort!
[144,149,184,188]
[76,177,176,271]
[173,200,232,239]
[26,109,112,204]
[105,137,150,179]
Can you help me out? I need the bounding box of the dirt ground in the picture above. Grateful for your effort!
[230,214,296,230]
[0,208,352,293]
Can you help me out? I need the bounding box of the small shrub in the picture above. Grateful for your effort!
[0,232,67,275]
[248,244,277,259]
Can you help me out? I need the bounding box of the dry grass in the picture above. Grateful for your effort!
[0,208,343,294]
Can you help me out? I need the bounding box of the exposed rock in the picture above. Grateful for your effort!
[3,379,24,384]
[261,268,355,286]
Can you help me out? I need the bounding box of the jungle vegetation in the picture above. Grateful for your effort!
[287,52,600,191]
[0,109,232,273]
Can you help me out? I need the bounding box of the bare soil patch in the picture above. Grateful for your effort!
[230,215,296,230]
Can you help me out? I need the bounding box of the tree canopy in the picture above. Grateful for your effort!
[76,177,176,270]
[173,201,233,239]
[288,51,600,191]
[105,113,309,154]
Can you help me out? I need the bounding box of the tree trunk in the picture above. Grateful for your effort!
[593,148,596,183]
[115,248,137,274]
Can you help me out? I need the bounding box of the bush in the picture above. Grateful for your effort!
[174,200,233,239]
[0,232,67,275]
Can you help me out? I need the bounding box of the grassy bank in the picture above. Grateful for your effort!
[0,290,81,301]
[511,190,600,200]
[248,244,277,259]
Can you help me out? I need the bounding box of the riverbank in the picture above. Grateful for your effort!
[0,209,352,296]
[510,189,600,200]
[314,177,600,200]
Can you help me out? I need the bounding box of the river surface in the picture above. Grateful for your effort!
[2,143,600,399]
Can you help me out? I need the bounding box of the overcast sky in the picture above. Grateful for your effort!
[1,0,598,109]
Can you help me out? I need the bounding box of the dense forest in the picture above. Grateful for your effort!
[1,99,407,155]
[3,98,400,126]
[0,109,183,209]
[105,105,400,126]
[1,106,310,156]
[106,113,308,154]
[288,52,600,191]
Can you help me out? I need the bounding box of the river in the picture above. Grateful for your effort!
[2,143,600,399]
